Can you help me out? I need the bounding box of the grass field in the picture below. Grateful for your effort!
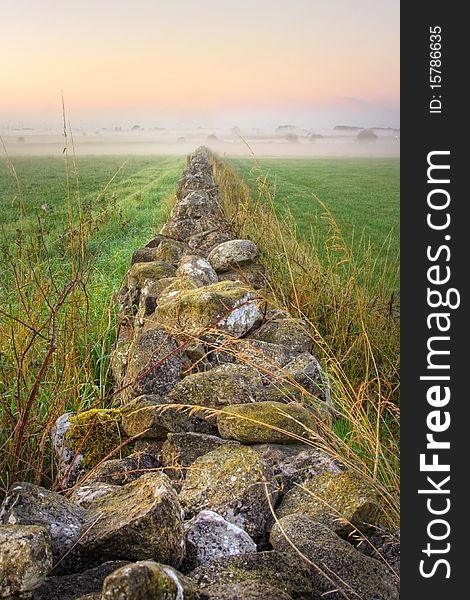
[227,157,400,292]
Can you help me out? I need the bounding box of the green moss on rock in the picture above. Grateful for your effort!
[66,409,132,469]
[217,401,320,444]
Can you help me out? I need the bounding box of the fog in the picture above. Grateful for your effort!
[1,125,399,158]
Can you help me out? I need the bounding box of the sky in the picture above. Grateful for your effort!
[0,0,400,130]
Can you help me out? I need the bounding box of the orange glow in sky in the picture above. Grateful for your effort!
[1,0,399,124]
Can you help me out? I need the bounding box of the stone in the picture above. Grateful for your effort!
[102,561,198,600]
[110,324,133,388]
[249,318,313,354]
[71,482,119,510]
[166,364,263,408]
[145,234,174,248]
[276,471,382,536]
[121,394,218,439]
[203,581,293,600]
[133,439,165,462]
[217,401,320,444]
[207,239,260,273]
[187,229,232,256]
[251,444,342,490]
[182,510,257,572]
[179,445,278,543]
[0,525,52,597]
[85,451,160,485]
[136,277,180,322]
[121,395,170,440]
[121,324,184,402]
[0,482,86,568]
[32,561,129,600]
[65,409,132,470]
[156,277,200,306]
[131,247,160,265]
[79,473,185,567]
[270,514,399,600]
[282,352,332,407]
[188,551,314,600]
[162,432,239,477]
[154,280,264,338]
[152,238,189,265]
[51,412,87,489]
[217,263,268,290]
[176,255,219,286]
[207,339,299,380]
[128,261,177,284]
[354,526,400,587]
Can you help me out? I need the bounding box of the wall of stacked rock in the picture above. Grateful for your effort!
[0,148,399,600]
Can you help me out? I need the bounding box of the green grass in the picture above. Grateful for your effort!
[0,153,184,488]
[226,157,399,291]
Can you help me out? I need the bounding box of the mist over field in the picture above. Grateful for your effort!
[1,124,399,157]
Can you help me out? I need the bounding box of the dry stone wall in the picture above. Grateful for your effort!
[0,148,399,600]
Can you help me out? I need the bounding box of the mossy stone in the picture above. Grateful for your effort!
[276,471,382,536]
[102,561,198,600]
[179,445,278,543]
[66,409,132,469]
[0,525,52,597]
[154,280,264,338]
[203,581,293,600]
[128,261,176,284]
[217,401,320,444]
[270,514,398,600]
[188,551,313,599]
[249,318,313,353]
[79,473,185,567]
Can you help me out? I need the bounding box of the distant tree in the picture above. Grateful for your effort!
[308,133,323,142]
[177,137,186,143]
[356,129,378,143]
[207,134,219,141]
[131,125,142,131]
[285,133,299,143]
[17,136,26,143]
[276,125,296,134]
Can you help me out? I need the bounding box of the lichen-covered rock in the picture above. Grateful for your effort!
[166,364,263,408]
[121,394,218,439]
[0,525,52,597]
[207,339,299,379]
[176,255,219,286]
[217,263,268,290]
[203,581,293,600]
[121,323,184,402]
[355,526,400,588]
[136,277,180,322]
[182,510,257,572]
[145,234,175,249]
[187,229,232,256]
[121,395,170,440]
[217,401,320,444]
[79,473,185,567]
[282,352,332,407]
[32,561,129,600]
[249,318,313,354]
[65,409,132,470]
[207,239,260,273]
[51,412,87,488]
[131,247,160,265]
[276,471,381,536]
[85,451,160,486]
[128,260,177,284]
[162,432,239,477]
[101,561,198,600]
[270,514,399,600]
[71,482,119,510]
[179,445,278,542]
[188,551,313,599]
[154,280,264,339]
[0,483,86,568]
[152,238,189,265]
[251,443,343,490]
[134,439,165,462]
[110,324,133,387]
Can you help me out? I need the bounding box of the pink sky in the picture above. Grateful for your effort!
[1,0,399,128]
